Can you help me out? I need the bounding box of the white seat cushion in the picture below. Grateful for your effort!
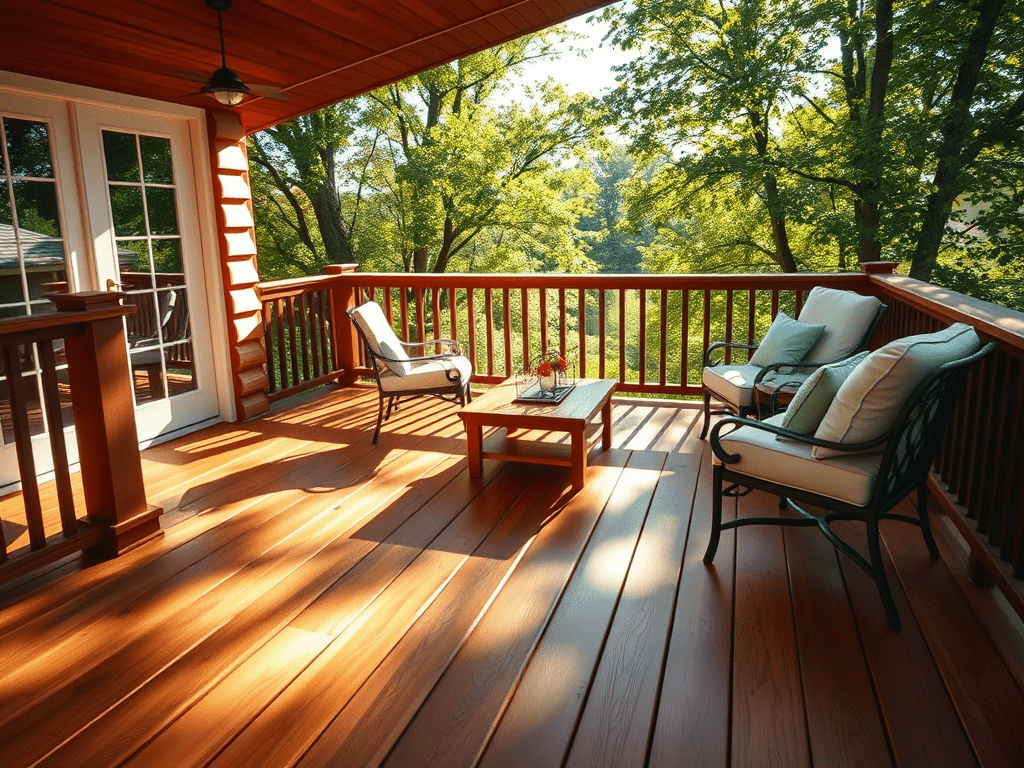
[716,415,882,506]
[350,302,411,377]
[812,323,980,458]
[798,287,883,365]
[378,354,473,393]
[702,364,762,408]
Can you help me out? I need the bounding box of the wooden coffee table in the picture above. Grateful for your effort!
[458,378,617,490]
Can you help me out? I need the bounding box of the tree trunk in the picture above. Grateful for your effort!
[910,0,1007,282]
[764,173,797,273]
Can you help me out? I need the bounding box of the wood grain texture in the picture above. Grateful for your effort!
[1,389,1022,768]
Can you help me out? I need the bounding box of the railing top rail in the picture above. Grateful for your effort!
[870,273,1024,356]
[256,275,338,301]
[332,271,876,291]
[0,304,135,345]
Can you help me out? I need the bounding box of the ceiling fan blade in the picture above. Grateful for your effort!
[173,70,211,84]
[247,84,289,100]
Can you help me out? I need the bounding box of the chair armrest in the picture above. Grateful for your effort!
[753,360,824,385]
[704,341,758,368]
[709,416,889,465]
[399,338,463,356]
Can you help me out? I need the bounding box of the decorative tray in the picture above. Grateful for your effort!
[513,383,576,405]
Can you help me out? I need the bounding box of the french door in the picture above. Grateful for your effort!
[0,89,221,490]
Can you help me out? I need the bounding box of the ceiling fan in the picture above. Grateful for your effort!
[179,0,286,106]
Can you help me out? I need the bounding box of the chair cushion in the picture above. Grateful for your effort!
[378,354,473,393]
[812,323,981,458]
[798,287,882,365]
[379,338,411,377]
[716,415,882,506]
[702,364,762,408]
[748,311,826,367]
[780,352,868,435]
[350,302,409,377]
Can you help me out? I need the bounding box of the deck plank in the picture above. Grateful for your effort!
[0,394,1021,768]
[478,450,669,768]
[380,449,638,768]
[783,510,892,768]
[730,490,811,768]
[647,443,733,768]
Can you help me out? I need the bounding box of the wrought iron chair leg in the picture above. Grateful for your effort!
[372,395,385,444]
[917,480,939,558]
[703,463,724,563]
[699,390,712,440]
[867,516,901,629]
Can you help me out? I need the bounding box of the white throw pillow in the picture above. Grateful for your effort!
[780,352,868,435]
[748,311,827,367]
[812,323,980,458]
[378,338,411,377]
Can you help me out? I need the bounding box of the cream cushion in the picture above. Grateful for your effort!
[716,415,882,506]
[378,338,411,377]
[780,352,868,434]
[798,287,883,365]
[378,355,473,393]
[748,311,826,367]
[812,323,980,458]
[702,364,762,408]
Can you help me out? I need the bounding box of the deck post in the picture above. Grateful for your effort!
[48,291,163,556]
[324,263,361,386]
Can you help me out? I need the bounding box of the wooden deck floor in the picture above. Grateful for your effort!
[2,384,1024,768]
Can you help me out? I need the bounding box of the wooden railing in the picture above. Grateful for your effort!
[866,273,1024,619]
[256,274,344,402]
[0,292,162,583]
[252,263,1024,619]
[332,271,876,395]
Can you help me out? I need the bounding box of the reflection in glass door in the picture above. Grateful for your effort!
[0,113,76,485]
[101,130,198,406]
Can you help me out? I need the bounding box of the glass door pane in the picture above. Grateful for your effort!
[101,129,198,405]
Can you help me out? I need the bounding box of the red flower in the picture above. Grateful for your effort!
[536,360,553,377]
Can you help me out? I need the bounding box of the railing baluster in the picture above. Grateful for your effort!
[619,289,626,384]
[660,288,668,387]
[432,287,441,349]
[558,288,567,357]
[747,289,756,347]
[578,288,586,377]
[681,289,690,386]
[449,287,458,345]
[399,288,410,342]
[639,288,647,388]
[4,345,45,550]
[502,288,512,377]
[275,298,288,390]
[485,288,495,376]
[415,288,426,344]
[540,288,549,352]
[724,289,734,363]
[521,288,530,371]
[466,288,477,372]
[263,300,277,394]
[297,293,311,383]
[598,288,606,380]
[38,340,76,535]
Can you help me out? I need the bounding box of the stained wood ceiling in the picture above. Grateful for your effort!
[2,0,615,133]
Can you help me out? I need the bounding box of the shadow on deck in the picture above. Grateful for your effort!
[1,384,1023,768]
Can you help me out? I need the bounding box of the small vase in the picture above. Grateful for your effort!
[539,374,556,392]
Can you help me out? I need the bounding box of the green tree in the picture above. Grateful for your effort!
[604,0,827,272]
[577,144,649,273]
[362,38,606,274]
[249,104,363,275]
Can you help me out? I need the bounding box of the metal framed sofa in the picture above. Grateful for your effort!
[700,286,886,438]
[348,301,473,443]
[703,322,995,628]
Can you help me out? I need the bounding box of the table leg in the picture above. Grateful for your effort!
[601,397,613,449]
[465,422,483,478]
[571,426,586,490]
